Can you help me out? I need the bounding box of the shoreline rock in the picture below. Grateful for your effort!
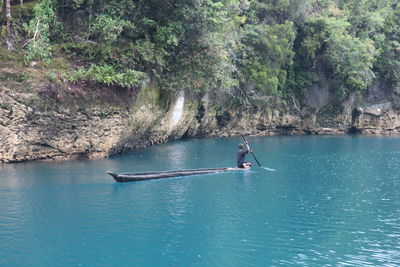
[1,86,400,163]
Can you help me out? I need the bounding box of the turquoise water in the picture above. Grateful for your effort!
[1,136,400,266]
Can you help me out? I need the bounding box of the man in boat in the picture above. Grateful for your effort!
[237,141,252,168]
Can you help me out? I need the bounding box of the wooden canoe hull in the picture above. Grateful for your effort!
[108,167,246,182]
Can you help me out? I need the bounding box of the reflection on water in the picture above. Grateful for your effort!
[1,136,400,266]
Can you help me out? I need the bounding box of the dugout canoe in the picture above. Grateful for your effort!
[108,167,246,182]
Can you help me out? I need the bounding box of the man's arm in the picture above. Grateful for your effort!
[245,141,251,153]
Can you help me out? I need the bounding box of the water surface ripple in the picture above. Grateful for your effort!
[1,136,400,266]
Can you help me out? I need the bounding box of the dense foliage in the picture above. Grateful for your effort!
[1,0,399,97]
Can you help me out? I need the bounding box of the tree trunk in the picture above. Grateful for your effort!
[20,0,23,7]
[5,0,12,50]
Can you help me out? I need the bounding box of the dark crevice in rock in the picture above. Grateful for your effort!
[351,108,362,124]
[216,109,232,128]
[347,126,362,134]
[181,128,191,139]
[196,105,205,123]
[276,125,294,135]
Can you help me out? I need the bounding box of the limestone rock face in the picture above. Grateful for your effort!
[352,103,400,134]
[1,84,399,163]
[0,88,132,162]
[0,87,198,162]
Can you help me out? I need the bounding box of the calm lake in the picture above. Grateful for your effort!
[1,136,400,266]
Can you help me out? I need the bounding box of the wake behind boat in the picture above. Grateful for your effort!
[108,167,247,182]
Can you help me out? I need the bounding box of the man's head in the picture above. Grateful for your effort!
[238,143,243,149]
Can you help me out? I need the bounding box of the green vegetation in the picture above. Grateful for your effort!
[66,64,148,88]
[1,0,399,102]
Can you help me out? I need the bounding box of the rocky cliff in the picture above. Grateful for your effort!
[1,77,400,163]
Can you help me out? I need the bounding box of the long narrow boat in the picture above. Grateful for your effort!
[108,167,246,182]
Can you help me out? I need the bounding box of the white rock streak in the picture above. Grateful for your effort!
[171,91,185,127]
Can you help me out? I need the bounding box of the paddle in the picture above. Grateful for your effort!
[241,135,261,167]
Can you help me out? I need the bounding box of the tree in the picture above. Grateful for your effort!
[15,0,398,99]
[166,0,243,92]
[325,17,377,92]
[238,1,297,95]
[375,2,400,92]
[5,0,12,50]
[24,0,56,62]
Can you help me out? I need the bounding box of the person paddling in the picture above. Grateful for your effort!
[237,141,252,168]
